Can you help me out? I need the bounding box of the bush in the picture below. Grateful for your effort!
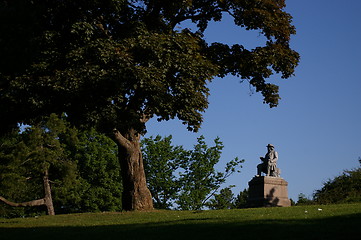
[313,160,361,204]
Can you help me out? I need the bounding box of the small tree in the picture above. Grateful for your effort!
[142,135,187,209]
[234,188,249,209]
[296,193,314,206]
[207,187,235,210]
[142,135,243,210]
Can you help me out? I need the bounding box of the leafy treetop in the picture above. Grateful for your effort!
[0,0,299,134]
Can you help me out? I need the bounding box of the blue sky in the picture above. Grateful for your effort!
[145,1,361,201]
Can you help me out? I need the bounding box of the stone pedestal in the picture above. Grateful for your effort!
[247,176,291,207]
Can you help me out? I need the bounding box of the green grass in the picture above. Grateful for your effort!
[1,203,361,240]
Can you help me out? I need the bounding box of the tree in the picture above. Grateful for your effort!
[296,193,314,206]
[0,130,49,217]
[313,160,361,204]
[0,0,299,210]
[207,187,235,210]
[142,135,187,209]
[233,188,249,209]
[0,114,122,217]
[71,128,122,213]
[0,114,74,216]
[177,136,243,210]
[47,122,122,214]
[142,135,243,210]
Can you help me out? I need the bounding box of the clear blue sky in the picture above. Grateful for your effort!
[145,0,361,201]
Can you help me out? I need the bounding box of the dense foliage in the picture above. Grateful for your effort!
[233,188,249,209]
[313,161,361,204]
[142,135,243,210]
[294,160,361,206]
[0,0,299,133]
[0,114,121,217]
[141,135,186,209]
[295,193,314,206]
[207,187,235,210]
[0,0,299,210]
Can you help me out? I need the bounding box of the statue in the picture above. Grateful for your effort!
[257,144,280,177]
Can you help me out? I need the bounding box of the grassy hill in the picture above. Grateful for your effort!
[1,203,360,240]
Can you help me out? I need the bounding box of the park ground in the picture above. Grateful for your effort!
[0,203,360,240]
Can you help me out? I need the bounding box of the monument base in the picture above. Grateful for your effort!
[247,176,291,207]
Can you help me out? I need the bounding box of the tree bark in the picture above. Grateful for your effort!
[0,169,55,215]
[113,128,153,211]
[0,196,45,207]
[43,169,55,215]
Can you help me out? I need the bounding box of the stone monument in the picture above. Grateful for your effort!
[247,144,291,207]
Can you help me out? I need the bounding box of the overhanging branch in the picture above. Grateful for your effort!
[0,196,45,207]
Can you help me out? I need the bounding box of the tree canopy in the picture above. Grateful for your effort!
[1,0,299,134]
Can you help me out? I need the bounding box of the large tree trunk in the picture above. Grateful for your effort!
[0,169,55,215]
[113,128,153,211]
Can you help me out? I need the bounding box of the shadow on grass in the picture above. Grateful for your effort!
[1,213,360,240]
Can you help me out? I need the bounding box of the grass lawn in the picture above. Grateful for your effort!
[1,203,360,240]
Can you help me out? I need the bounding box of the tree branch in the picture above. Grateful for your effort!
[0,196,45,207]
[170,13,209,30]
[113,128,132,149]
[140,112,152,124]
[202,187,220,206]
